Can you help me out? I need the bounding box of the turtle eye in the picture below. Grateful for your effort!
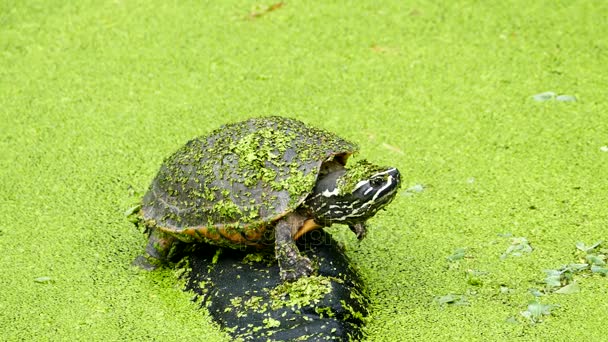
[369,176,384,187]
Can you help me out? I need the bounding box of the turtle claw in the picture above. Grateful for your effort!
[349,223,367,241]
[132,255,161,271]
[280,256,313,282]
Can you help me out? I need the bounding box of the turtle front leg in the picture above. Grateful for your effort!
[275,214,313,281]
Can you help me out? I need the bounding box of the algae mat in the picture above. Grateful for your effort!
[1,0,607,340]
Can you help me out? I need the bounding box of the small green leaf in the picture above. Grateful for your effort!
[586,254,606,266]
[500,285,513,294]
[466,269,486,286]
[532,91,556,102]
[543,271,562,289]
[590,265,608,275]
[211,248,222,264]
[576,241,602,252]
[555,95,576,102]
[555,281,580,294]
[565,263,589,273]
[435,294,469,306]
[501,237,532,259]
[528,288,544,297]
[124,204,141,217]
[521,301,555,323]
[505,316,519,325]
[262,317,281,328]
[528,302,553,316]
[575,242,587,252]
[125,204,142,223]
[447,248,466,262]
[34,276,54,284]
[436,294,458,305]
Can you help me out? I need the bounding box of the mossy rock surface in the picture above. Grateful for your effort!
[185,230,368,341]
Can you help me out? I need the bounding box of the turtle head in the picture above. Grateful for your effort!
[306,159,401,240]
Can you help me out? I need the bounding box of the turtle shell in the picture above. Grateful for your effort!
[142,116,358,248]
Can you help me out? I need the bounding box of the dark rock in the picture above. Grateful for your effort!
[184,230,368,341]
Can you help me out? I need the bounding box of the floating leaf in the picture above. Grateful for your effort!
[531,92,576,103]
[407,184,424,193]
[501,237,532,259]
[466,269,486,286]
[381,142,405,155]
[447,248,466,262]
[543,270,562,288]
[521,301,554,323]
[555,95,576,102]
[529,301,553,316]
[576,241,602,252]
[575,242,586,252]
[555,281,580,294]
[505,316,519,324]
[124,204,141,217]
[436,294,458,305]
[435,294,469,306]
[402,184,425,197]
[532,91,556,102]
[586,254,606,266]
[500,285,513,294]
[591,265,608,275]
[565,263,589,273]
[34,276,54,284]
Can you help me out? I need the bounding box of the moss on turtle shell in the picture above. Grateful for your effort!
[211,200,242,220]
[336,159,387,196]
[142,116,358,246]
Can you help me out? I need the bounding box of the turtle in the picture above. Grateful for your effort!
[135,116,401,281]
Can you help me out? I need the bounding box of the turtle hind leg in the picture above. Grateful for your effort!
[133,227,178,270]
[275,214,314,281]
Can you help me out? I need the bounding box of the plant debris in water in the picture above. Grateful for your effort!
[531,91,577,102]
[248,2,284,19]
[538,240,607,294]
[447,247,467,262]
[402,184,425,197]
[435,293,470,307]
[500,237,533,259]
[34,276,54,284]
[521,241,606,324]
[520,301,556,324]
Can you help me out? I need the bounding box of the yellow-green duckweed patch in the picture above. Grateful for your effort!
[1,0,607,340]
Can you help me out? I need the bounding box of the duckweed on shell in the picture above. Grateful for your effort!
[336,159,387,196]
[141,116,358,249]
